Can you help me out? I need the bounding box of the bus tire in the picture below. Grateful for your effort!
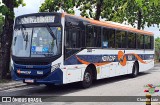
[81,69,93,88]
[130,62,139,78]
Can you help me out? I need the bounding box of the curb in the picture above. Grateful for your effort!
[0,82,27,91]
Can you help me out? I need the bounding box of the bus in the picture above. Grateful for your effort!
[11,12,154,88]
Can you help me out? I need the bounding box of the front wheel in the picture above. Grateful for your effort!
[130,62,139,78]
[81,70,93,88]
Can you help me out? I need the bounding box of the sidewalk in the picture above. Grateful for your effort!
[0,80,27,91]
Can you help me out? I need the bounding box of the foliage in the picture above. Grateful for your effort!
[39,0,119,20]
[76,0,121,20]
[155,37,160,60]
[115,0,160,29]
[0,15,4,35]
[0,0,26,19]
[40,0,160,29]
[40,0,75,14]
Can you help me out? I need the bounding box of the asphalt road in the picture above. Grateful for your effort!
[0,64,160,105]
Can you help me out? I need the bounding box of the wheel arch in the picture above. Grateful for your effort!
[135,60,139,72]
[85,63,97,80]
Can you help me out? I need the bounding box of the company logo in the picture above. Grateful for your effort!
[17,69,31,75]
[1,97,42,103]
[118,51,127,66]
[102,56,116,62]
[144,84,159,94]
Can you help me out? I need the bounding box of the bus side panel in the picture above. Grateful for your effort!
[63,49,154,84]
[126,50,154,72]
[62,65,86,84]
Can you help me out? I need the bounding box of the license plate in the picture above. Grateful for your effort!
[25,79,34,83]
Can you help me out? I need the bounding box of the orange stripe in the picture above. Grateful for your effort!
[120,57,127,66]
[118,51,127,66]
[128,53,147,64]
[76,56,111,66]
[76,56,90,65]
[76,52,149,67]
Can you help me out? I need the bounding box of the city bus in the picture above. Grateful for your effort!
[11,12,154,88]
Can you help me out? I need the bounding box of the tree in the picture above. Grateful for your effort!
[40,0,76,14]
[76,0,123,21]
[112,0,160,29]
[155,37,160,61]
[39,0,120,21]
[0,15,4,54]
[40,0,160,30]
[0,0,26,79]
[0,15,4,35]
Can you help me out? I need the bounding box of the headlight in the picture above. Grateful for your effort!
[51,63,61,72]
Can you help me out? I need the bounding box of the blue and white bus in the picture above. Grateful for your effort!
[11,12,154,88]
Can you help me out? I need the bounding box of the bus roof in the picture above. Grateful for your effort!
[63,13,154,36]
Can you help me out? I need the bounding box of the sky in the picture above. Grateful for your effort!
[9,0,160,38]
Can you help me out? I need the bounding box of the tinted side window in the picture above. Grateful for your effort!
[102,28,115,48]
[121,32,126,48]
[66,28,80,48]
[128,32,136,48]
[144,35,151,49]
[115,30,126,48]
[137,34,144,49]
[65,27,81,59]
[86,25,94,47]
[94,26,101,47]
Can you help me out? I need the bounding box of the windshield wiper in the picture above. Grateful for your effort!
[19,24,29,50]
[19,24,26,41]
[45,24,56,39]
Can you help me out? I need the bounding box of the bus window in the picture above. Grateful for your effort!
[65,27,81,59]
[102,28,115,48]
[144,35,151,49]
[137,34,144,49]
[121,31,126,48]
[94,26,101,47]
[128,32,136,48]
[115,30,126,48]
[66,28,80,48]
[86,25,94,47]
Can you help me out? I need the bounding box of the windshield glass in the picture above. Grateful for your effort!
[12,27,62,57]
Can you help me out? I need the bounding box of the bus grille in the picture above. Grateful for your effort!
[14,61,49,65]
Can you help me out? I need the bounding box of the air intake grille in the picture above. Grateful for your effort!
[14,61,50,65]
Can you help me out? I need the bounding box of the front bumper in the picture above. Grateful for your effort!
[11,63,63,85]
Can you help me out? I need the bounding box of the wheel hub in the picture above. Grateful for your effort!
[84,72,91,82]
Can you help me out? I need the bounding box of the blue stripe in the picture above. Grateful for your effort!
[64,54,154,65]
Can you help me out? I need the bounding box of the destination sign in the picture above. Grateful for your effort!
[17,16,55,24]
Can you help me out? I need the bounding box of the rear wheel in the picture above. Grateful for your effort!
[81,69,93,88]
[130,62,139,77]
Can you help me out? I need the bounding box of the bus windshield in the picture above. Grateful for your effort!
[12,27,62,57]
